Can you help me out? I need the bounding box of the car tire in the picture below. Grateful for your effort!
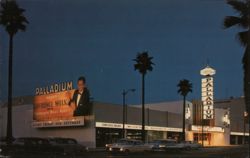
[124,149,130,155]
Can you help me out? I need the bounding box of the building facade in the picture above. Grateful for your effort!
[0,96,248,147]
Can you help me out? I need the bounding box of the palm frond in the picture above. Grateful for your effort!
[177,79,193,97]
[237,30,249,46]
[0,0,28,35]
[133,51,154,75]
[223,16,247,29]
[227,0,248,15]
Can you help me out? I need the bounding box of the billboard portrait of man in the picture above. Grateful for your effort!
[69,76,91,116]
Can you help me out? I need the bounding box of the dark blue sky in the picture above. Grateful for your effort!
[0,0,245,104]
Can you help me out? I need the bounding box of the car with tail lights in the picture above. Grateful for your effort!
[108,139,151,153]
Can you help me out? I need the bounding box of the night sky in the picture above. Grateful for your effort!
[0,0,245,105]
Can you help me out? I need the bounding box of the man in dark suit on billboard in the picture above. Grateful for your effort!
[69,76,91,116]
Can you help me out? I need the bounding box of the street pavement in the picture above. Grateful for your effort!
[8,145,249,158]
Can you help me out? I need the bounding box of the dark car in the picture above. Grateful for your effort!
[48,138,88,156]
[9,137,63,156]
[0,137,15,156]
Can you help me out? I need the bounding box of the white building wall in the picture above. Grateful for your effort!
[0,104,96,147]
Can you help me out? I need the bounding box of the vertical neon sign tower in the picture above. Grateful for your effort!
[200,65,216,119]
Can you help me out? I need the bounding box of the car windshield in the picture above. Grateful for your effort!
[149,140,162,144]
[116,139,142,145]
[150,140,176,144]
[116,139,131,145]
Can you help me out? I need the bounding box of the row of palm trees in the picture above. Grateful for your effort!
[133,51,193,142]
[0,0,249,144]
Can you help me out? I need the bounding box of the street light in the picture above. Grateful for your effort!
[122,89,135,138]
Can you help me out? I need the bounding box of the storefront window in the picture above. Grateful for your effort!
[147,131,164,141]
[96,128,122,147]
[167,132,181,141]
[230,135,236,145]
[193,133,211,145]
[126,129,142,140]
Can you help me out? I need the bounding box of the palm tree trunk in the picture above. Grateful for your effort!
[182,95,186,141]
[244,46,250,155]
[142,73,145,142]
[6,34,13,144]
[243,46,250,152]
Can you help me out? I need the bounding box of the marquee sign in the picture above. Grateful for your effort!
[32,117,84,128]
[191,125,224,133]
[200,66,216,119]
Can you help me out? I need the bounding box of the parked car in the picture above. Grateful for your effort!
[105,143,112,151]
[10,137,60,155]
[178,141,202,150]
[0,148,8,158]
[167,141,202,150]
[108,139,151,153]
[0,152,11,158]
[48,137,88,155]
[105,139,127,151]
[148,139,178,151]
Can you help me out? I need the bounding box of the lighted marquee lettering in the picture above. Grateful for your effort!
[200,66,216,120]
[185,104,191,120]
[35,81,73,96]
[32,118,84,128]
[191,125,224,133]
[202,77,214,119]
[33,80,86,128]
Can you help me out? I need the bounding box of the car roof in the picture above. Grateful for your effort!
[153,139,177,141]
[119,138,142,142]
[18,137,47,140]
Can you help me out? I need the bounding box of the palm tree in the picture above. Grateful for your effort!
[0,0,28,144]
[177,79,192,141]
[224,0,249,120]
[223,0,249,148]
[133,51,154,142]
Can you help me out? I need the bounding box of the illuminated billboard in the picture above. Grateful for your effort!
[33,78,91,128]
[200,66,216,120]
[201,77,214,119]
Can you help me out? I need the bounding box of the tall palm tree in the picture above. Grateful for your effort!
[177,79,192,141]
[223,0,249,148]
[224,0,249,118]
[0,0,28,144]
[133,51,154,142]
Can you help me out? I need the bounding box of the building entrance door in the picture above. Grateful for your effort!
[194,133,211,146]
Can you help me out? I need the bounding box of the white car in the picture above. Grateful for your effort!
[175,141,202,150]
[108,139,151,153]
[148,139,178,151]
[183,141,202,149]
